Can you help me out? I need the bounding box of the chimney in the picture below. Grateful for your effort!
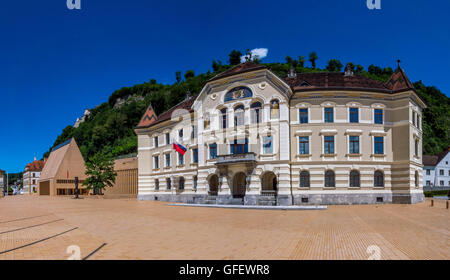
[287,65,297,78]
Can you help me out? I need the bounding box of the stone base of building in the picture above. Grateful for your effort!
[392,192,424,204]
[138,191,424,205]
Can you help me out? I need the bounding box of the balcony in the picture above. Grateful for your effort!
[216,152,257,165]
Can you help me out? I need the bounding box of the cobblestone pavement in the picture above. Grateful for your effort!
[0,196,448,260]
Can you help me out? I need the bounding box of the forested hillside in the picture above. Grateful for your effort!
[43,50,450,160]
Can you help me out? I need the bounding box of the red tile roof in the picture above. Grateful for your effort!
[384,66,414,92]
[208,62,267,82]
[423,147,450,166]
[136,97,195,129]
[423,155,439,166]
[25,159,46,172]
[137,62,420,130]
[284,72,390,92]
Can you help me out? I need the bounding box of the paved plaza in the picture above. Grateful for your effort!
[0,196,448,260]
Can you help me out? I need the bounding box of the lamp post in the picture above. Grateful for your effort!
[5,171,8,196]
[74,177,79,199]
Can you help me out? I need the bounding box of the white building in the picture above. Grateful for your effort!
[135,61,426,205]
[23,158,46,194]
[423,147,450,189]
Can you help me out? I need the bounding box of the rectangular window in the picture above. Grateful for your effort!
[426,180,430,186]
[374,109,383,124]
[299,136,309,154]
[178,129,183,141]
[349,108,359,123]
[299,109,308,124]
[209,143,217,159]
[439,169,444,176]
[165,153,171,167]
[155,179,159,190]
[415,140,419,156]
[154,136,159,148]
[166,178,171,190]
[374,137,384,154]
[154,156,159,169]
[349,136,360,154]
[324,136,335,154]
[231,139,248,155]
[178,153,184,165]
[193,176,198,190]
[426,169,430,175]
[166,133,170,145]
[191,125,197,139]
[263,136,273,154]
[448,170,450,176]
[193,148,198,163]
[324,108,333,123]
[440,180,444,186]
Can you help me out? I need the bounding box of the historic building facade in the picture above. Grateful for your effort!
[135,62,426,205]
[423,147,450,190]
[23,157,46,194]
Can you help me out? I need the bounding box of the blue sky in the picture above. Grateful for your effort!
[1,0,449,172]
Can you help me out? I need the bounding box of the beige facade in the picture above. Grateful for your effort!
[135,62,426,205]
[103,156,138,197]
[38,138,88,196]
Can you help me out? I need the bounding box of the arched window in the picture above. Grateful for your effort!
[300,171,310,188]
[374,170,384,187]
[350,170,360,188]
[234,105,245,126]
[415,171,419,188]
[250,102,262,124]
[179,177,185,190]
[270,99,280,119]
[325,170,335,187]
[220,108,227,129]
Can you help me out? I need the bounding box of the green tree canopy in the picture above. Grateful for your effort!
[326,59,343,72]
[82,153,117,195]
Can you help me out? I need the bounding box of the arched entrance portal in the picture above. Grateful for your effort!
[208,174,219,195]
[261,172,277,194]
[232,172,247,198]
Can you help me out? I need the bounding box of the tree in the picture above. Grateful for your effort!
[82,153,117,195]
[309,52,318,68]
[175,71,182,83]
[355,64,364,73]
[298,56,305,67]
[368,64,383,75]
[326,59,343,72]
[212,60,222,72]
[285,56,293,64]
[228,50,242,65]
[184,70,195,80]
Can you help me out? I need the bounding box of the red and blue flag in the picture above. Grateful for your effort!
[173,142,187,155]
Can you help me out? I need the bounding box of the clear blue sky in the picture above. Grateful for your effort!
[1,0,449,172]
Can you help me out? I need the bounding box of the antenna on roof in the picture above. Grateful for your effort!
[397,59,401,68]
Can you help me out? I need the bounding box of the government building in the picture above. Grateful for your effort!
[135,61,426,205]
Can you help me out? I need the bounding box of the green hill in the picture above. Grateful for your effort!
[43,52,450,160]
